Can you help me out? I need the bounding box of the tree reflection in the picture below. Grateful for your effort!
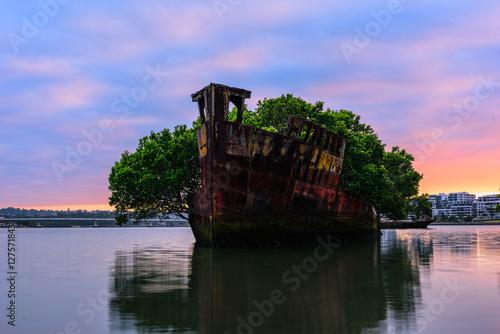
[108,246,197,332]
[109,233,431,333]
[380,230,433,332]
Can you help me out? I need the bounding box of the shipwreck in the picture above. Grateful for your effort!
[188,83,379,246]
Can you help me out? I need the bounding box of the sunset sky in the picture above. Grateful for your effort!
[1,0,499,210]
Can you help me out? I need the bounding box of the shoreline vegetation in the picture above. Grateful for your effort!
[0,220,189,228]
[0,207,189,228]
[0,207,115,219]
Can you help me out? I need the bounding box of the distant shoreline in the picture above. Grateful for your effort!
[430,221,500,226]
[0,218,189,228]
[0,225,189,228]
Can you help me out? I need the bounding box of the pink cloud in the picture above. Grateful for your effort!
[46,79,111,109]
[410,9,500,55]
[4,56,79,78]
[221,0,349,26]
[0,144,8,153]
[148,43,274,102]
[52,115,161,157]
[143,4,217,42]
[68,4,220,61]
[3,80,113,123]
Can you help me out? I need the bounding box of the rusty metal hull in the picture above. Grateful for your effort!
[380,217,435,229]
[188,84,379,247]
[189,200,378,247]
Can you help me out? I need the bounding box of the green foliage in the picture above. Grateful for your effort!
[496,188,500,213]
[406,194,433,220]
[108,125,200,224]
[233,94,422,219]
[464,216,474,223]
[438,213,447,222]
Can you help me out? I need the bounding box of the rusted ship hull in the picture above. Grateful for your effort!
[188,84,379,247]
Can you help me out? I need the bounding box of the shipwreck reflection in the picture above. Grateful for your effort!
[109,233,431,333]
[195,240,389,334]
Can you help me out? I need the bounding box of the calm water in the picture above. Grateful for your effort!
[1,226,500,334]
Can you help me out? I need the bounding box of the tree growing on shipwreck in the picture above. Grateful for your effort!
[108,125,200,224]
[109,91,422,224]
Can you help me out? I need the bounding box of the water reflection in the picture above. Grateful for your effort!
[498,272,500,295]
[109,246,197,332]
[189,242,386,334]
[109,232,432,334]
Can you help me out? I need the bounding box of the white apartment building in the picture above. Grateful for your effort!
[448,192,476,202]
[429,193,449,216]
[433,208,451,216]
[475,195,500,219]
[430,192,500,220]
[450,202,474,217]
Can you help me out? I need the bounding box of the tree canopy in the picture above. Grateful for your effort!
[229,94,423,219]
[406,194,433,219]
[108,125,199,224]
[109,93,425,222]
[496,189,500,213]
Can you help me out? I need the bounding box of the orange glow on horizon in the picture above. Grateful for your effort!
[418,160,499,196]
[419,176,500,196]
[24,204,114,211]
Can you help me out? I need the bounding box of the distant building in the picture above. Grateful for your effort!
[474,195,500,219]
[450,201,474,217]
[429,193,449,216]
[448,192,476,203]
[433,208,451,217]
[429,192,500,220]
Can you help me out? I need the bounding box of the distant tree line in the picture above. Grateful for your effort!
[0,207,115,218]
[436,214,474,222]
[496,189,500,213]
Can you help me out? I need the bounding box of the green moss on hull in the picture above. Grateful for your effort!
[189,213,379,247]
